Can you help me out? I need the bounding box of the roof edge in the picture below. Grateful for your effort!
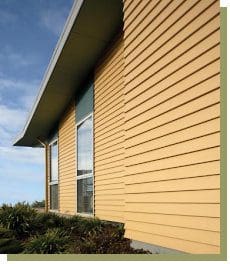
[13,0,84,146]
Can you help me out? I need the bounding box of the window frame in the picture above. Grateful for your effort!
[49,138,59,212]
[76,112,94,217]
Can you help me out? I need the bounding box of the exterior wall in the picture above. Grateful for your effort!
[58,101,77,215]
[94,34,125,223]
[122,0,220,254]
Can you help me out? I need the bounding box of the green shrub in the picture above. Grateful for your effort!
[33,212,66,234]
[31,200,45,208]
[0,202,37,238]
[0,238,24,254]
[69,222,151,254]
[0,227,15,238]
[24,228,69,254]
[63,215,103,237]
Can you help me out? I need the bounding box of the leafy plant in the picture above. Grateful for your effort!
[31,200,45,208]
[0,238,24,254]
[0,227,15,239]
[24,228,69,254]
[33,212,66,234]
[63,215,103,237]
[0,202,37,238]
[69,222,151,254]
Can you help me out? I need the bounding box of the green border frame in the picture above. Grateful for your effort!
[7,7,227,262]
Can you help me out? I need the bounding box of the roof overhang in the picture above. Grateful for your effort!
[14,0,123,147]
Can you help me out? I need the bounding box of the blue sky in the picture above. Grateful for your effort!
[0,0,74,205]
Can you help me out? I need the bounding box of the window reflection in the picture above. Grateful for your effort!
[77,115,93,214]
[77,116,93,176]
[50,141,58,182]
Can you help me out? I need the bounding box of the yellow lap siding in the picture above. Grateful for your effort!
[123,0,220,253]
[58,101,76,215]
[94,34,125,223]
[125,229,220,254]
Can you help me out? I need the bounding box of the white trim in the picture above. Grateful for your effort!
[76,112,94,127]
[49,209,59,213]
[49,137,58,146]
[49,180,58,185]
[49,138,59,211]
[76,112,94,216]
[49,139,59,183]
[77,212,94,218]
[77,174,93,180]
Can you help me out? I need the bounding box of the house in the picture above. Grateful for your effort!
[14,0,220,254]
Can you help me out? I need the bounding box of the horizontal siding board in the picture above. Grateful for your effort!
[125,89,220,138]
[124,0,218,59]
[125,229,220,254]
[126,189,220,204]
[125,35,219,94]
[94,34,125,222]
[125,160,220,184]
[125,73,219,127]
[125,147,220,174]
[126,175,220,194]
[95,149,124,163]
[125,118,220,157]
[125,203,220,218]
[126,221,220,246]
[123,0,220,253]
[95,214,124,223]
[124,0,170,35]
[125,133,220,166]
[125,59,219,113]
[125,46,220,100]
[95,135,124,152]
[125,17,219,79]
[95,182,124,191]
[95,101,124,125]
[124,0,170,36]
[95,194,124,201]
[126,103,220,148]
[125,212,220,232]
[58,101,76,215]
[125,1,218,69]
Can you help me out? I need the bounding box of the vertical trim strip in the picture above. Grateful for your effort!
[220,7,227,259]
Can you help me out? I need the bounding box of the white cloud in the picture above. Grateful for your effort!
[0,76,39,112]
[0,104,27,133]
[40,6,69,36]
[0,146,43,165]
[0,46,40,72]
[0,77,39,92]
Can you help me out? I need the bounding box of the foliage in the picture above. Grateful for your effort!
[69,223,151,254]
[63,215,103,237]
[0,227,15,239]
[31,200,45,208]
[33,212,66,234]
[0,202,37,238]
[0,238,24,254]
[0,203,151,254]
[23,228,69,254]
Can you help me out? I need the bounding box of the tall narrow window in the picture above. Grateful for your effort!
[77,115,93,214]
[49,140,58,210]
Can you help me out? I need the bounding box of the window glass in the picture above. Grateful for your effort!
[77,115,93,214]
[77,177,93,214]
[77,116,93,176]
[50,184,58,210]
[50,141,58,182]
[49,140,58,210]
